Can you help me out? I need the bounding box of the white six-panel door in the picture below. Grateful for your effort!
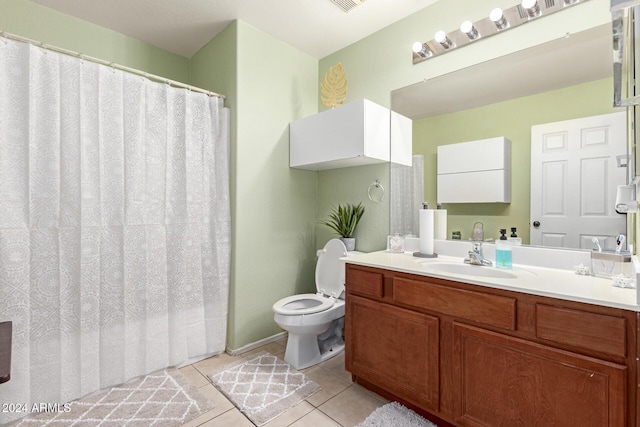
[530,112,627,250]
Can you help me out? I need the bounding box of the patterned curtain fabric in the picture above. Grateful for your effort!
[390,155,425,236]
[0,38,230,424]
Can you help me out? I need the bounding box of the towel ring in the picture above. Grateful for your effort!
[368,179,385,203]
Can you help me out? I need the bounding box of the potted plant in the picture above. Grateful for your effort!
[320,202,365,251]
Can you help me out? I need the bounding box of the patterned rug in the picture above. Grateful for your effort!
[12,369,212,426]
[208,351,320,426]
[356,402,439,427]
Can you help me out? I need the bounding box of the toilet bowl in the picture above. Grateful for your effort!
[273,238,354,370]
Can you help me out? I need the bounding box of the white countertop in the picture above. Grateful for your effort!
[344,250,640,312]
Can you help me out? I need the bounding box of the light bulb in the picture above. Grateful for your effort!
[521,0,541,17]
[490,8,509,30]
[434,31,454,49]
[460,20,479,40]
[412,42,432,58]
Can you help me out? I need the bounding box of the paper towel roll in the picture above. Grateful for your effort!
[434,209,447,240]
[419,209,434,255]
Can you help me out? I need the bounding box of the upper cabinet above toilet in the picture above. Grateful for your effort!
[437,136,511,203]
[290,99,412,171]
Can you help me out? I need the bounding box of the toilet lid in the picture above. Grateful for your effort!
[315,238,347,297]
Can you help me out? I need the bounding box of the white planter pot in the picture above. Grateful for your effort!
[340,237,356,251]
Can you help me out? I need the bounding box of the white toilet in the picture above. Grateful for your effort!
[273,238,354,370]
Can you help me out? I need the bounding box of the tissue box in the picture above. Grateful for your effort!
[387,234,405,253]
[591,251,633,278]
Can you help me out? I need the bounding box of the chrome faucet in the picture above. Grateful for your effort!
[464,242,493,266]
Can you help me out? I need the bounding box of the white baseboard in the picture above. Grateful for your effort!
[226,331,288,356]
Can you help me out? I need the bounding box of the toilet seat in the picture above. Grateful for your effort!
[273,239,348,317]
[272,293,335,315]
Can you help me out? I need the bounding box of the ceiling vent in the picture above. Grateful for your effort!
[330,0,366,13]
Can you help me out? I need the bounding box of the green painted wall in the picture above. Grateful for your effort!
[414,78,615,243]
[190,21,237,114]
[0,0,189,82]
[317,163,389,252]
[229,22,318,349]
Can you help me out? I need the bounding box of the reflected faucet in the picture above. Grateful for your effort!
[464,242,493,266]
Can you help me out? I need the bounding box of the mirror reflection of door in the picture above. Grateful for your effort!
[530,112,627,250]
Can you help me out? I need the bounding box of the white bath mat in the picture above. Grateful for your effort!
[12,369,213,426]
[356,401,440,427]
[208,351,320,426]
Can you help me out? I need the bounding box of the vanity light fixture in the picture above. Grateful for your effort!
[412,0,589,64]
[521,0,541,18]
[434,30,455,49]
[460,20,480,40]
[490,8,509,30]
[412,41,432,58]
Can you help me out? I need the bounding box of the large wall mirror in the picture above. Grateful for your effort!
[390,23,633,251]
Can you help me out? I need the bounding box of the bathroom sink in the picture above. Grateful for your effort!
[420,262,517,279]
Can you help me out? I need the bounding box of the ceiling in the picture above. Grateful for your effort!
[30,0,440,58]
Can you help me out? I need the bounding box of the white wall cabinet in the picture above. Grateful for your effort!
[290,99,411,171]
[391,111,412,166]
[437,137,511,203]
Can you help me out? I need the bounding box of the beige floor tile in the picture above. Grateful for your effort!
[319,385,387,427]
[193,352,243,377]
[179,364,209,388]
[303,366,351,407]
[198,408,254,427]
[317,352,352,383]
[180,384,235,426]
[289,409,342,427]
[353,383,390,404]
[199,383,235,415]
[262,401,315,427]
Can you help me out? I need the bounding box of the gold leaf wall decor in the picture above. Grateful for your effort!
[320,63,348,108]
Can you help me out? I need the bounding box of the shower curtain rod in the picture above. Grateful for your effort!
[0,30,225,99]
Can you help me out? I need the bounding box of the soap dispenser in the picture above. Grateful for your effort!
[508,227,522,246]
[496,229,512,269]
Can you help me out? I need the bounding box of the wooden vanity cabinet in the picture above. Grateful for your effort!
[344,264,638,427]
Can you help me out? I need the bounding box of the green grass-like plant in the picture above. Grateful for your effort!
[320,203,365,238]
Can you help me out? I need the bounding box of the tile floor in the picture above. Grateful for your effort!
[178,337,390,427]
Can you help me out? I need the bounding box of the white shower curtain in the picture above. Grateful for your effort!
[390,155,425,236]
[0,38,230,423]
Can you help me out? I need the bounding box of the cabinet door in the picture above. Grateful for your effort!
[453,323,626,427]
[346,294,439,411]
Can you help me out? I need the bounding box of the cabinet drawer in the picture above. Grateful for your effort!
[346,267,383,298]
[393,277,516,330]
[535,304,626,358]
